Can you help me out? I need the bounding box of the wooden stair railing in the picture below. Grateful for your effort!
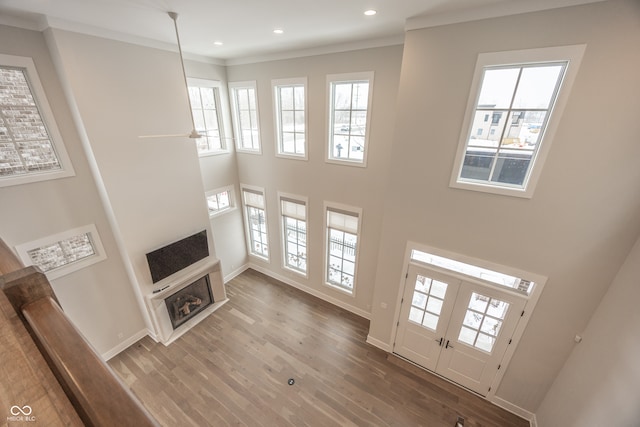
[0,239,159,426]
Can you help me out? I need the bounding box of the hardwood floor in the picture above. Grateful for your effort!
[109,269,529,427]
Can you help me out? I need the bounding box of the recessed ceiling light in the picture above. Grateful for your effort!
[213,41,223,46]
[364,9,377,16]
[273,28,284,35]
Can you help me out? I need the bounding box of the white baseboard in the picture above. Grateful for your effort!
[248,263,371,320]
[491,395,536,426]
[102,328,149,361]
[366,334,392,352]
[223,263,249,283]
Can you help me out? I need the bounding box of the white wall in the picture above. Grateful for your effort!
[368,0,640,412]
[226,45,403,316]
[0,24,146,356]
[45,29,217,331]
[536,233,640,426]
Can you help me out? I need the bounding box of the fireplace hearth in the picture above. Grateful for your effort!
[145,258,227,345]
[164,275,213,330]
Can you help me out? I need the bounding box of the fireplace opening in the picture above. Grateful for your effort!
[164,274,214,330]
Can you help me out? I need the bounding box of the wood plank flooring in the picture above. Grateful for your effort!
[109,269,529,427]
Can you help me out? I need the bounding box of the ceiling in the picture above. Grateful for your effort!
[0,0,603,63]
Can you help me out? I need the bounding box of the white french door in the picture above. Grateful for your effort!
[394,265,460,371]
[394,264,526,396]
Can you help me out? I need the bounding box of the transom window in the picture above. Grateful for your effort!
[451,45,586,198]
[0,55,74,187]
[279,194,307,275]
[241,186,268,259]
[229,81,261,154]
[327,72,374,166]
[206,185,235,218]
[273,78,307,159]
[325,203,361,294]
[15,224,106,280]
[188,78,226,155]
[410,249,534,295]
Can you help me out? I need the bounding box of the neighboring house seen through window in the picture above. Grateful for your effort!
[450,45,586,198]
[0,54,74,187]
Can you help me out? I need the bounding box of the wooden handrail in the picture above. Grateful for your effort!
[0,237,23,275]
[0,260,159,426]
[23,296,159,427]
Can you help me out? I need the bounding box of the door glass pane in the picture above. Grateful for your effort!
[422,313,439,330]
[487,299,509,319]
[480,317,503,337]
[407,274,448,332]
[469,293,489,312]
[430,280,447,298]
[426,296,443,315]
[412,292,427,309]
[459,326,477,346]
[475,333,495,352]
[458,292,510,353]
[409,307,424,323]
[463,310,482,329]
[415,276,431,293]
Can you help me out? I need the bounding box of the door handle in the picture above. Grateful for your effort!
[445,339,454,349]
[435,337,443,346]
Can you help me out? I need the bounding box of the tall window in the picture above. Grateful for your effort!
[279,194,307,275]
[0,54,74,187]
[273,78,307,159]
[206,185,235,218]
[188,78,226,155]
[451,45,586,198]
[325,203,361,294]
[242,186,268,259]
[230,81,261,154]
[14,224,106,280]
[327,72,374,166]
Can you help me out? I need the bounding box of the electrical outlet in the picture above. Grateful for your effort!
[117,332,124,339]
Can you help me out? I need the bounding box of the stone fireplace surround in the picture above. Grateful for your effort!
[145,257,227,345]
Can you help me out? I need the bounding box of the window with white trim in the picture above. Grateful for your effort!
[327,72,374,166]
[451,45,586,198]
[188,78,227,155]
[0,54,75,187]
[14,224,107,280]
[279,193,307,275]
[325,203,361,294]
[229,81,261,154]
[273,78,307,159]
[241,185,269,259]
[410,249,534,295]
[206,185,235,218]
